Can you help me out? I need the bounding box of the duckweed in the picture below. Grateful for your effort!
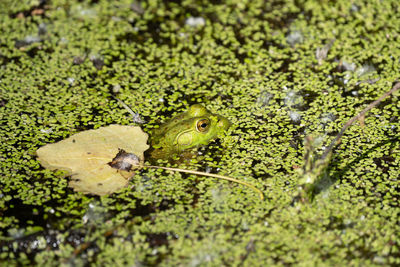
[1,0,399,265]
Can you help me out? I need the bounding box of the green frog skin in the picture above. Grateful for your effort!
[150,104,231,158]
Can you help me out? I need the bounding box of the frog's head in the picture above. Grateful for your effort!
[150,104,231,158]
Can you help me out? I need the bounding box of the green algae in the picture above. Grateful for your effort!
[1,0,400,266]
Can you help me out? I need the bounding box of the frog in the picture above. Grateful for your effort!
[149,104,231,159]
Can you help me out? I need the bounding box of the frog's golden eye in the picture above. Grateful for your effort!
[196,119,210,132]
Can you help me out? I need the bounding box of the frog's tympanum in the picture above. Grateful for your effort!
[150,104,231,159]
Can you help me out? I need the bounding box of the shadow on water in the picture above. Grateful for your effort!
[314,136,399,197]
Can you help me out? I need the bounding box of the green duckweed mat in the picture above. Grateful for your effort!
[1,0,399,266]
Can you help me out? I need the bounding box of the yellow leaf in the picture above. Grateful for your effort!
[37,125,149,196]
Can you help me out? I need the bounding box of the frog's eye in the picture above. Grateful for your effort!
[196,119,210,132]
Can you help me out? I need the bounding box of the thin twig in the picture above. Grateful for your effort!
[111,95,137,118]
[138,164,264,200]
[321,81,400,161]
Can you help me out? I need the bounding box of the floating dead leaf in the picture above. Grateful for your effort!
[37,125,149,196]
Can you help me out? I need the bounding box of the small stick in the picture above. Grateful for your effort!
[137,164,264,200]
[321,81,400,162]
[111,95,145,123]
[111,95,138,118]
